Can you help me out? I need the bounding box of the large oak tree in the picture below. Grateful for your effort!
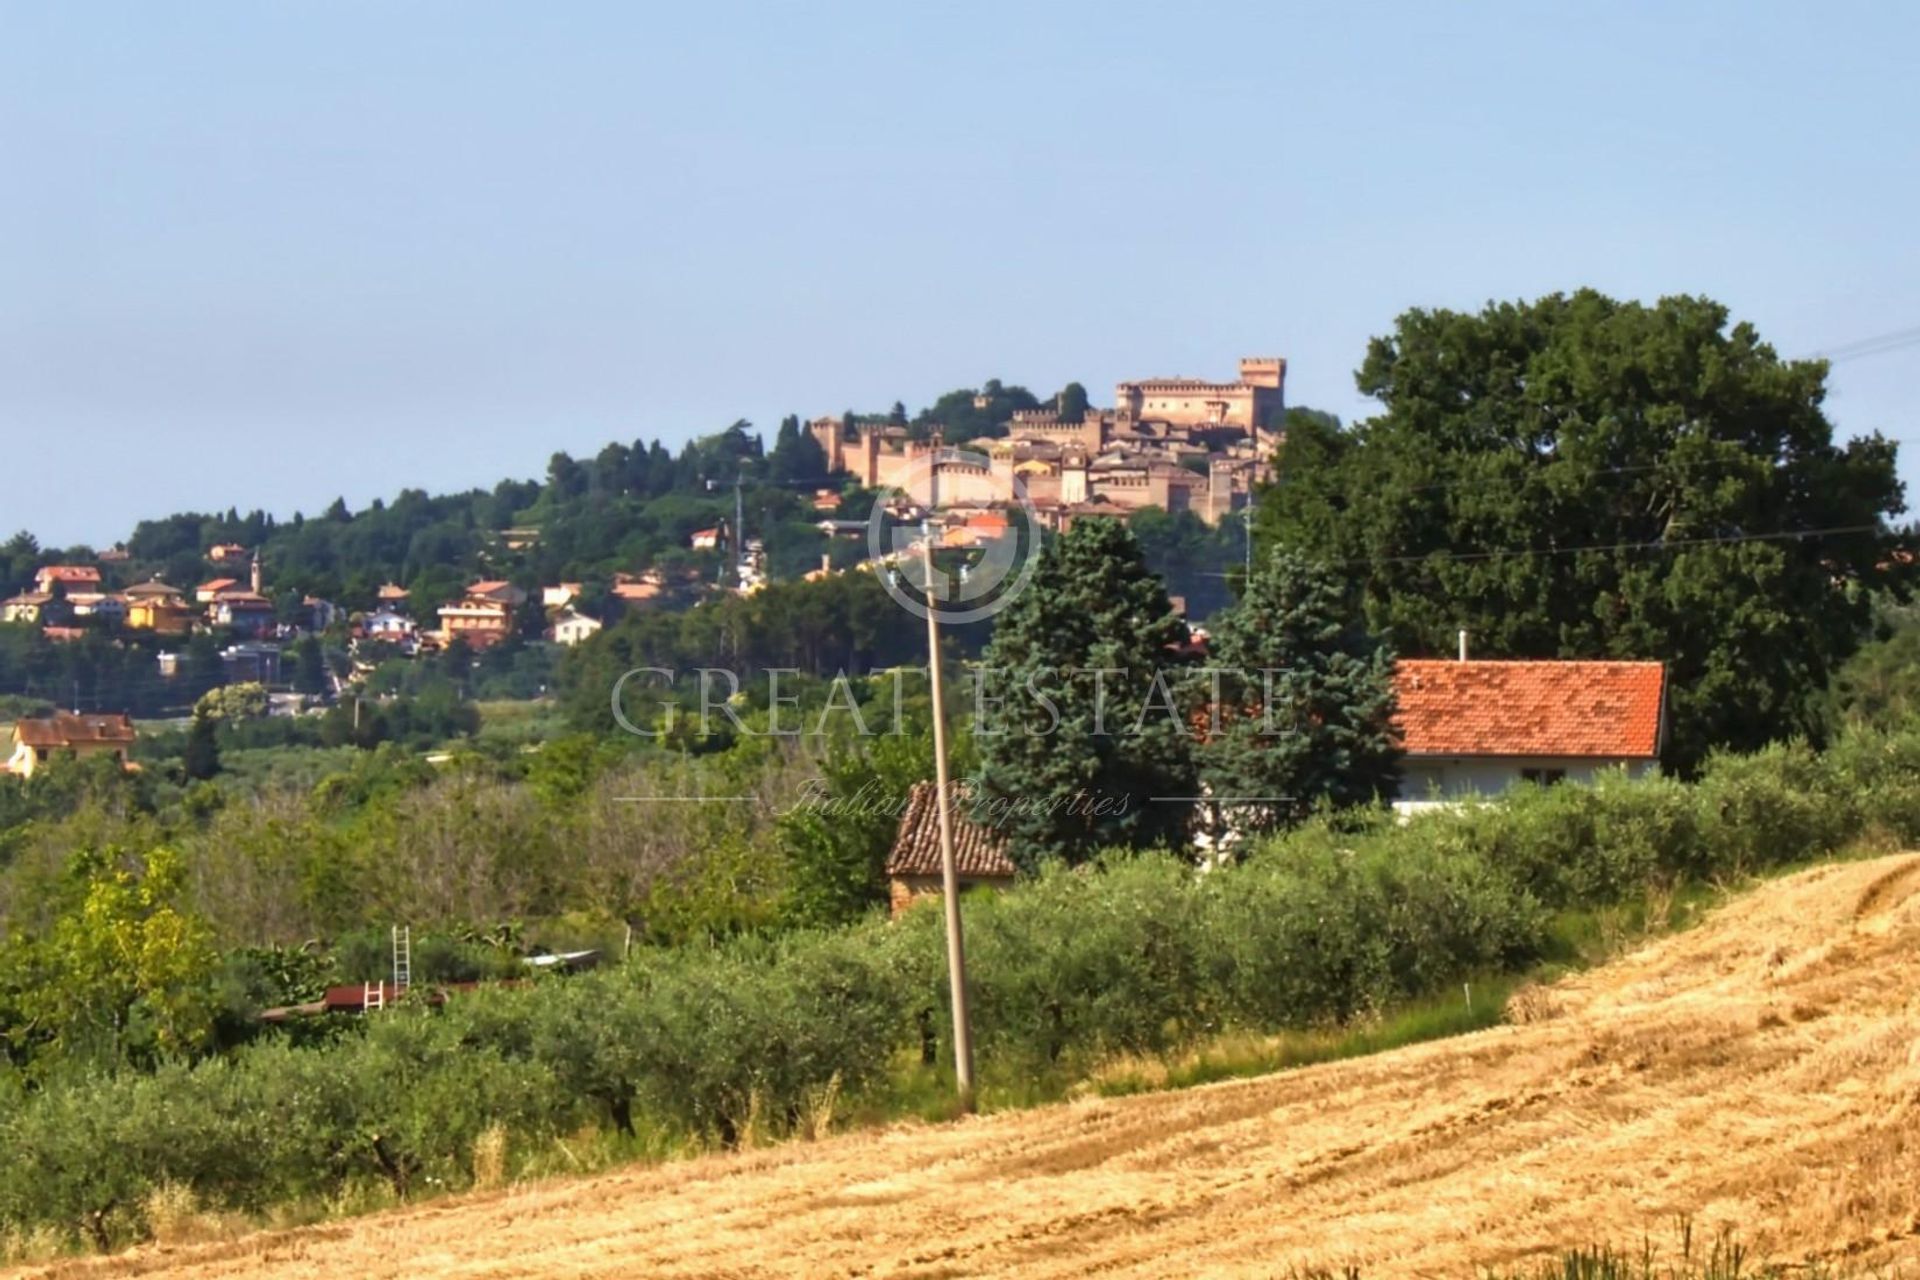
[1256,291,1906,770]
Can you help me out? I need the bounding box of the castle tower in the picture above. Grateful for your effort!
[1238,357,1286,389]
[808,417,846,475]
[1061,449,1089,506]
[250,550,263,595]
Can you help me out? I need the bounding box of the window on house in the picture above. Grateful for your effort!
[1521,768,1566,787]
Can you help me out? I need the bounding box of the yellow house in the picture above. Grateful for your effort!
[2,593,60,625]
[124,580,195,635]
[6,714,137,780]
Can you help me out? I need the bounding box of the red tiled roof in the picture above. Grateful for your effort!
[15,713,136,748]
[197,578,240,593]
[885,782,1019,880]
[1393,660,1665,760]
[36,565,101,585]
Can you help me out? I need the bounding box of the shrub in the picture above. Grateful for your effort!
[1824,724,1920,845]
[937,856,1206,1066]
[1694,741,1857,877]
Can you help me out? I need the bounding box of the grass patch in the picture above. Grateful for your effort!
[474,698,570,747]
[1085,975,1520,1099]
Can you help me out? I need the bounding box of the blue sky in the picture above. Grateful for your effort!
[3,2,1917,547]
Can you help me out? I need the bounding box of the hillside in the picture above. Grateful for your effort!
[17,852,1920,1279]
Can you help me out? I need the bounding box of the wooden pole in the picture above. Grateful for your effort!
[923,523,976,1107]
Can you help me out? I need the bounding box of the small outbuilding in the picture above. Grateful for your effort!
[884,781,1019,916]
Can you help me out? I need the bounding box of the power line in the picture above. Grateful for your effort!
[1346,521,1881,568]
[1810,324,1920,364]
[1196,522,1885,577]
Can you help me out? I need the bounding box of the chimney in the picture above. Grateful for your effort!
[1458,629,1470,662]
[821,552,832,574]
[250,550,263,595]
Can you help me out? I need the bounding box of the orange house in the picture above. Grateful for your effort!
[6,714,137,779]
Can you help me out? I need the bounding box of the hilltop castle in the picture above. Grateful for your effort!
[809,356,1284,527]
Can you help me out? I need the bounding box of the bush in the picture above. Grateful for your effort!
[1694,741,1857,878]
[1823,723,1920,845]
[938,856,1207,1065]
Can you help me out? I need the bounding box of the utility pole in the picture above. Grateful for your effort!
[734,472,746,590]
[1244,460,1256,576]
[922,521,976,1106]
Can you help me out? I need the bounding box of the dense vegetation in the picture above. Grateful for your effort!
[1256,291,1913,770]
[3,722,1917,1252]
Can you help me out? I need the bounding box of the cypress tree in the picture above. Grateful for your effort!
[182,710,222,782]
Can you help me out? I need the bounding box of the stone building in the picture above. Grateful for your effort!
[1114,357,1286,432]
[884,781,1019,916]
[808,354,1283,528]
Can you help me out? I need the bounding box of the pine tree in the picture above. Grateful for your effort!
[179,635,227,704]
[974,518,1197,869]
[768,414,829,484]
[1199,548,1400,834]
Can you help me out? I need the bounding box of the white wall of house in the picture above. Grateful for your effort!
[1394,755,1658,813]
[552,613,602,646]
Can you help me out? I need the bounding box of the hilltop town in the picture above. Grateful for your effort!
[811,356,1280,524]
[0,353,1281,739]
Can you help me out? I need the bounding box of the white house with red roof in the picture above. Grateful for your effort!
[1392,657,1667,812]
[195,577,242,604]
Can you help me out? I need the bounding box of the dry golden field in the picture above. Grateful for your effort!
[17,853,1920,1279]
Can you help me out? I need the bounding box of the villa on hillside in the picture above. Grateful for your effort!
[124,580,194,634]
[1,592,73,626]
[5,714,137,780]
[437,581,525,650]
[33,565,103,595]
[550,608,603,646]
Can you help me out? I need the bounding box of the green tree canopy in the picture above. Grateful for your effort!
[1256,290,1906,770]
[974,518,1196,868]
[1199,548,1399,834]
[0,846,217,1073]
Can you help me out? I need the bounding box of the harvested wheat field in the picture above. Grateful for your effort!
[19,853,1920,1280]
